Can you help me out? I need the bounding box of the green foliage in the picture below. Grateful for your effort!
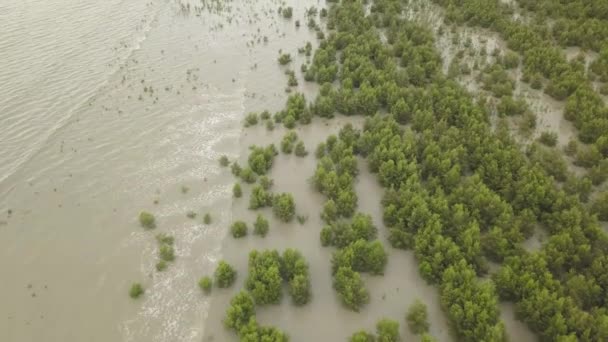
[156,260,167,271]
[481,64,515,97]
[231,161,242,177]
[332,239,387,275]
[233,182,243,198]
[248,144,277,175]
[406,299,430,335]
[139,211,156,229]
[349,331,376,342]
[294,141,308,157]
[496,96,528,116]
[244,112,258,127]
[129,283,144,299]
[500,50,519,69]
[219,155,230,167]
[333,266,369,311]
[376,319,400,342]
[240,167,257,184]
[238,317,290,341]
[282,249,311,305]
[231,221,248,238]
[249,185,273,209]
[258,176,274,190]
[321,213,377,247]
[282,6,293,19]
[253,214,269,237]
[224,291,255,330]
[538,131,558,147]
[321,199,338,223]
[273,193,296,222]
[420,334,437,342]
[281,131,298,154]
[278,53,292,65]
[157,234,175,264]
[198,276,212,294]
[215,261,237,288]
[591,191,608,221]
[203,213,212,224]
[246,250,283,305]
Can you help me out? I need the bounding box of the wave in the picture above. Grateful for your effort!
[0,0,165,188]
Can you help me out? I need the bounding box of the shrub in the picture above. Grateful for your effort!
[233,183,242,198]
[282,6,293,19]
[278,53,292,65]
[231,162,242,177]
[244,112,259,127]
[259,176,273,190]
[249,185,273,209]
[260,110,271,120]
[295,141,308,157]
[349,331,375,342]
[406,299,430,335]
[501,50,519,69]
[203,213,212,224]
[376,319,400,342]
[199,276,212,294]
[296,215,308,224]
[246,250,283,305]
[282,249,312,305]
[240,167,257,183]
[266,120,275,131]
[254,214,270,237]
[156,233,174,245]
[215,261,237,288]
[224,291,255,330]
[497,96,528,116]
[129,283,144,299]
[156,260,167,271]
[281,131,298,153]
[333,266,368,311]
[219,155,230,167]
[186,211,196,219]
[159,244,175,262]
[231,221,248,238]
[139,211,156,229]
[273,193,296,222]
[538,131,558,147]
[248,145,277,174]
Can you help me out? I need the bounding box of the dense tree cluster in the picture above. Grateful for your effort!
[432,0,608,174]
[313,127,359,220]
[245,249,312,306]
